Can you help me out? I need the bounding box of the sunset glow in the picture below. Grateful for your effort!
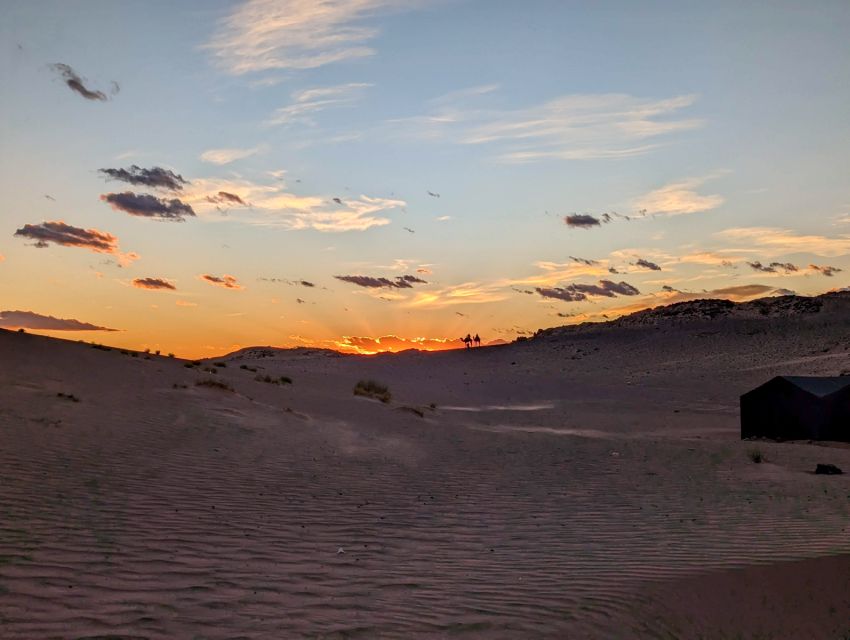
[1,2,849,357]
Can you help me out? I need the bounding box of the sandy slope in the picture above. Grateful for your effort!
[2,294,850,638]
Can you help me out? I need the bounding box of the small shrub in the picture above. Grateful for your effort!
[240,364,258,372]
[192,360,202,366]
[748,449,765,464]
[57,392,80,403]
[183,363,195,369]
[144,348,150,354]
[196,379,233,392]
[167,353,175,358]
[354,379,391,403]
[214,362,227,368]
[254,373,293,386]
[155,350,160,356]
[17,328,25,333]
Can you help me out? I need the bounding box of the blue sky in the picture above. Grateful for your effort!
[1,0,849,355]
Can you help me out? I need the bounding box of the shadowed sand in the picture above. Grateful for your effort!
[2,293,850,638]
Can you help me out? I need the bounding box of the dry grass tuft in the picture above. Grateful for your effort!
[196,379,233,392]
[354,379,391,404]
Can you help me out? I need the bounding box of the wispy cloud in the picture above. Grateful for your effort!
[809,264,843,277]
[406,282,509,308]
[206,0,416,74]
[677,251,743,267]
[200,274,243,290]
[710,284,778,298]
[101,192,196,221]
[634,258,662,271]
[259,277,316,288]
[207,191,248,207]
[180,176,404,231]
[49,63,117,101]
[390,91,702,162]
[505,260,611,288]
[636,176,724,216]
[14,221,138,265]
[717,227,850,257]
[0,310,117,331]
[132,277,176,291]
[535,279,640,303]
[267,82,372,126]
[99,165,187,190]
[746,260,798,274]
[200,146,262,165]
[335,274,426,289]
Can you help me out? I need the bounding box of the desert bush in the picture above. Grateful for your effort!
[748,449,765,463]
[214,362,227,368]
[254,373,293,386]
[57,392,80,403]
[196,379,233,392]
[353,379,391,403]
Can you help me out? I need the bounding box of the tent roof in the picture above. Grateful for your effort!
[777,376,850,397]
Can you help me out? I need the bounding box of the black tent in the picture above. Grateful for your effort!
[741,376,850,441]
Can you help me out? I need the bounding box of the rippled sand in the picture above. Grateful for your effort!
[2,308,850,638]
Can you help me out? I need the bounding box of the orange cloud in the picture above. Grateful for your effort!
[133,277,176,290]
[332,334,464,355]
[200,274,243,290]
[13,220,139,265]
[717,227,850,257]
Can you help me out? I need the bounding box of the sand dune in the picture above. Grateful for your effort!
[2,293,850,638]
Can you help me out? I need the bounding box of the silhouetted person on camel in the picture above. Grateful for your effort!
[473,333,481,347]
[463,333,472,349]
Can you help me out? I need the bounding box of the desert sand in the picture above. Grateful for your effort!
[2,293,850,639]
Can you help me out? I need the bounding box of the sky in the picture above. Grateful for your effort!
[1,0,849,357]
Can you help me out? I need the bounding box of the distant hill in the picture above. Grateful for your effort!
[534,291,850,340]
